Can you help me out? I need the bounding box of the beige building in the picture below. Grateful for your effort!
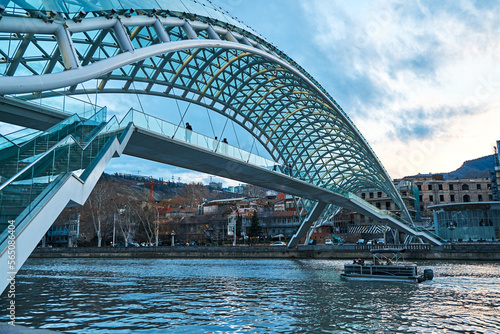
[403,174,493,222]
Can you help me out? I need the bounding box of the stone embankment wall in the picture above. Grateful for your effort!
[31,243,500,261]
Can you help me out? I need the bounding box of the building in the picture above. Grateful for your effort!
[358,179,420,222]
[44,214,80,247]
[404,174,493,223]
[429,202,500,241]
[492,140,500,201]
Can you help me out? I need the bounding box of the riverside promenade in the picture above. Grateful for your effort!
[31,243,500,261]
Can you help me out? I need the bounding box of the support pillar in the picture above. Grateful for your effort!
[287,201,327,248]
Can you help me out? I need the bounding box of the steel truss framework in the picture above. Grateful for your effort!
[0,0,411,222]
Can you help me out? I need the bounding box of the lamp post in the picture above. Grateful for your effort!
[155,207,160,247]
[448,221,456,244]
[113,213,116,247]
[171,230,175,246]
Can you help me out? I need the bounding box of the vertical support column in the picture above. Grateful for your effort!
[113,19,134,52]
[153,19,170,43]
[54,25,80,70]
[206,25,220,40]
[182,21,198,39]
[287,201,327,248]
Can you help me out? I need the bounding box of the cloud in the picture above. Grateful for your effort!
[297,0,500,178]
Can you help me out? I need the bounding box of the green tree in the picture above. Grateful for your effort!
[247,211,262,238]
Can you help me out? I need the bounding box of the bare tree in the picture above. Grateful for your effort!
[85,180,115,247]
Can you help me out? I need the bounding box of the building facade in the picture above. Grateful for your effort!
[429,202,500,241]
[404,174,493,223]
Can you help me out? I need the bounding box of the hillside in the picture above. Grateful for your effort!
[443,154,495,179]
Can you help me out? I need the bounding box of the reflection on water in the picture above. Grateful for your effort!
[1,258,499,333]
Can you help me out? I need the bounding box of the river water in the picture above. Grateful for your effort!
[1,258,499,333]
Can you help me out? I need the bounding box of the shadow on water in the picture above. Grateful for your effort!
[1,258,499,333]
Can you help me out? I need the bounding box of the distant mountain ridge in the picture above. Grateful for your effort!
[411,154,496,179]
[443,154,495,179]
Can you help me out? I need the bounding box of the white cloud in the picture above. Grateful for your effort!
[301,0,500,177]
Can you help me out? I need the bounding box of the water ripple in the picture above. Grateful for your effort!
[1,258,499,333]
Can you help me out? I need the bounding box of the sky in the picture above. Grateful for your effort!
[4,0,500,187]
[217,0,500,179]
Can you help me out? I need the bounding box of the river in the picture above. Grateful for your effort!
[1,258,499,333]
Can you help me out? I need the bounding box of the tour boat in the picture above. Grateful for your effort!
[341,248,434,283]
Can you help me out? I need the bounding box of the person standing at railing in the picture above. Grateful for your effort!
[213,136,218,151]
[185,122,192,143]
[222,138,228,155]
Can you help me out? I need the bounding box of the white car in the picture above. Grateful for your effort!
[271,241,286,246]
[356,239,365,244]
[325,239,333,245]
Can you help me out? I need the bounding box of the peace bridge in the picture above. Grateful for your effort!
[0,0,442,292]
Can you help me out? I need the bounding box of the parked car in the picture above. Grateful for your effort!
[271,241,286,246]
[325,239,333,245]
[308,240,317,245]
[366,240,373,245]
[377,238,385,245]
[356,239,365,244]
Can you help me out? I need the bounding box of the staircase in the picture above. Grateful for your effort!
[0,109,133,292]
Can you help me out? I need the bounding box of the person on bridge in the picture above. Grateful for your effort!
[222,138,228,154]
[185,122,193,143]
[213,136,218,151]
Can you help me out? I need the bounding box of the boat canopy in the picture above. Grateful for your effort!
[370,248,406,254]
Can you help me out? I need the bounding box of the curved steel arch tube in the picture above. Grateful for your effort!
[0,15,411,223]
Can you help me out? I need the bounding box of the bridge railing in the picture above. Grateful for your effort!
[8,91,102,121]
[122,108,278,169]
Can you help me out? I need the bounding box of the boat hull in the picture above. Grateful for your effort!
[340,273,419,282]
[342,264,421,283]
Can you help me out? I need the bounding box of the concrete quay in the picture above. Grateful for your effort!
[30,243,500,261]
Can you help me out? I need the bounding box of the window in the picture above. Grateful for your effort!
[439,195,444,202]
[438,184,443,190]
[386,202,391,210]
[463,194,470,202]
[476,184,481,190]
[478,195,483,202]
[449,184,454,191]
[376,202,381,209]
[417,185,422,191]
[369,192,374,199]
[428,184,433,190]
[489,195,493,201]
[377,192,382,198]
[429,195,434,202]
[462,184,469,191]
[361,193,366,199]
[419,195,423,201]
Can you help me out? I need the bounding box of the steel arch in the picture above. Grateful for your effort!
[0,1,411,222]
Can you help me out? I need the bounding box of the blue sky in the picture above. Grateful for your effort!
[106,0,500,184]
[225,0,500,177]
[3,0,499,186]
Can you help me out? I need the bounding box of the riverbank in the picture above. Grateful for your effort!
[31,243,500,261]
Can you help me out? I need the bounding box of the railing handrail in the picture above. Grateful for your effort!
[0,116,127,192]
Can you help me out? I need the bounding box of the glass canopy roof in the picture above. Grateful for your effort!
[0,0,260,36]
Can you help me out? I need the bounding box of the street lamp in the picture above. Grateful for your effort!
[448,221,456,244]
[171,230,175,246]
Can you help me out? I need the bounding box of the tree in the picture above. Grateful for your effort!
[247,210,262,238]
[85,180,115,247]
